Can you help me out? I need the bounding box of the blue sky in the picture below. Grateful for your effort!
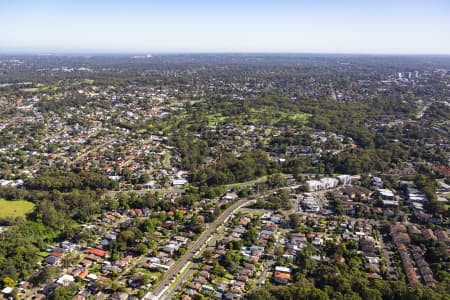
[1,0,450,54]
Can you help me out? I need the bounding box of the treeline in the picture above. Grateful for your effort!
[0,189,108,226]
[423,102,450,123]
[170,130,209,170]
[252,188,293,210]
[192,150,279,186]
[241,92,302,113]
[299,97,418,149]
[325,149,392,174]
[0,221,58,281]
[26,168,117,192]
[38,93,90,113]
[0,191,111,229]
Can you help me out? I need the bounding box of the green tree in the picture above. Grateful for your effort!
[267,173,286,188]
[2,277,14,288]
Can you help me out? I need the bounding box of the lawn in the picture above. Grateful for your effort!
[225,175,268,189]
[21,87,39,92]
[204,109,310,126]
[205,108,311,126]
[21,84,60,93]
[38,251,50,259]
[190,98,206,105]
[0,198,35,218]
[206,112,227,125]
[136,128,147,134]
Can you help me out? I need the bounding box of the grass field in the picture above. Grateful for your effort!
[21,84,59,93]
[20,87,39,92]
[0,198,35,218]
[204,108,311,126]
[189,98,206,105]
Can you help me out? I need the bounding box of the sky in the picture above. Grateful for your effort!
[1,0,450,54]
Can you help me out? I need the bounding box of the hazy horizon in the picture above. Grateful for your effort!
[1,0,450,55]
[3,51,450,57]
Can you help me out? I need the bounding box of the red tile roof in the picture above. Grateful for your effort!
[86,248,107,257]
